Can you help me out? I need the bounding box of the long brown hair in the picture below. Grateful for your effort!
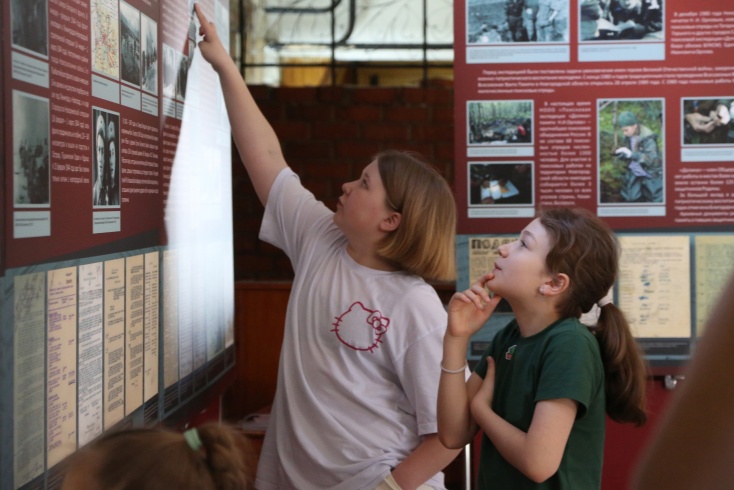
[540,207,648,425]
[376,150,456,282]
[65,423,254,490]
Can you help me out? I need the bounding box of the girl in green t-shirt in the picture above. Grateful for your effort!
[438,208,647,489]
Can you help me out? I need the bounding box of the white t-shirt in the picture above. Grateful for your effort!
[254,168,448,490]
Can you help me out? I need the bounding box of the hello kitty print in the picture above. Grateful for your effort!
[331,302,390,353]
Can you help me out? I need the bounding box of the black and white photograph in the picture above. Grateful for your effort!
[162,43,177,98]
[580,0,663,41]
[120,1,141,87]
[11,0,49,57]
[468,100,533,146]
[469,162,534,205]
[467,0,569,44]
[13,91,50,206]
[92,108,121,207]
[141,14,158,95]
[177,53,189,102]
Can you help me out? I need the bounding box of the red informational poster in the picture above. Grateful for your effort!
[3,0,225,270]
[1,1,235,488]
[454,0,734,364]
[455,0,734,234]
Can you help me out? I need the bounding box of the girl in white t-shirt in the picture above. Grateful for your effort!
[195,5,461,489]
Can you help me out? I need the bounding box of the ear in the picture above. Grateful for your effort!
[544,273,570,297]
[379,211,402,232]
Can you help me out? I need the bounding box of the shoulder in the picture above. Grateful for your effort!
[396,278,446,316]
[544,318,599,353]
[381,278,447,333]
[639,125,657,139]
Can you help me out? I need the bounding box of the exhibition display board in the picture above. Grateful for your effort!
[454,0,734,366]
[0,0,236,488]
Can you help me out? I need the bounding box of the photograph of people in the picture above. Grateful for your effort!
[92,108,120,207]
[682,98,734,145]
[141,14,158,95]
[120,1,141,87]
[13,91,50,206]
[11,0,48,56]
[468,100,533,146]
[580,0,662,41]
[106,117,120,205]
[598,99,664,204]
[469,162,533,206]
[467,0,568,44]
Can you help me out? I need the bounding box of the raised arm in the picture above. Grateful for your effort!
[438,274,502,448]
[195,3,286,206]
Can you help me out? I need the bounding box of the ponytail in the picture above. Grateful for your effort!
[65,424,253,490]
[594,303,648,426]
[538,207,649,427]
[197,423,255,490]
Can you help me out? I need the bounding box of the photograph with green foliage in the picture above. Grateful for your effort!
[468,100,533,145]
[598,99,664,204]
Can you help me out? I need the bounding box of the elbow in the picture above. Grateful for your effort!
[437,429,469,450]
[523,462,560,484]
[526,470,553,485]
[438,435,464,450]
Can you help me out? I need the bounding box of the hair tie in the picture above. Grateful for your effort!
[597,297,613,308]
[183,428,203,451]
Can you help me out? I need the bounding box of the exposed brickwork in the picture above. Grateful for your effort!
[232,85,455,280]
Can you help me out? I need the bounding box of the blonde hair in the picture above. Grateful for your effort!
[376,150,456,282]
[65,423,253,490]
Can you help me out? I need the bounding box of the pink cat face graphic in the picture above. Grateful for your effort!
[331,302,390,353]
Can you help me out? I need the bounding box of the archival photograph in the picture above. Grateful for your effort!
[598,99,664,204]
[682,98,734,145]
[468,100,533,146]
[580,0,663,41]
[120,1,141,87]
[13,91,50,206]
[467,0,569,44]
[11,0,48,56]
[92,108,121,207]
[141,14,158,95]
[177,53,189,102]
[469,162,534,206]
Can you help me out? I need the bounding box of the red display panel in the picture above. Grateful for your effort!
[454,0,734,235]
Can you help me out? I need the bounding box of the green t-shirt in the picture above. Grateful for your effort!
[473,317,606,490]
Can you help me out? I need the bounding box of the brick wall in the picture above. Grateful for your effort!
[232,85,456,280]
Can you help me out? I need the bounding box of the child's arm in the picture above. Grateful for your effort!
[195,4,287,206]
[438,273,502,448]
[390,434,461,490]
[470,361,577,483]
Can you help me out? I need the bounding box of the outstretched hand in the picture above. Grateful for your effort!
[447,273,503,339]
[194,3,231,72]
